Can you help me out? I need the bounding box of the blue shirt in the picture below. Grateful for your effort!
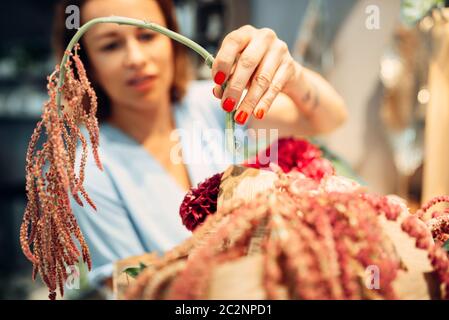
[72,80,243,285]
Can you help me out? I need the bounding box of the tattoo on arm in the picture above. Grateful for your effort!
[301,82,320,115]
[302,89,311,103]
[312,82,320,110]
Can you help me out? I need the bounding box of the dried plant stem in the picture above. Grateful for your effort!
[55,16,236,153]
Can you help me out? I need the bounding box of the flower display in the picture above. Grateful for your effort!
[180,137,336,232]
[129,169,449,300]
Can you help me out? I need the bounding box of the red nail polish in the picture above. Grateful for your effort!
[223,98,235,112]
[236,110,248,124]
[214,71,226,85]
[255,109,264,119]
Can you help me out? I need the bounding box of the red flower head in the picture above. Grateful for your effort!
[244,137,335,181]
[179,172,223,231]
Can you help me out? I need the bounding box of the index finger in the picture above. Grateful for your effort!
[212,25,255,85]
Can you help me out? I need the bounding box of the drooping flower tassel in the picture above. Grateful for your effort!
[20,46,101,299]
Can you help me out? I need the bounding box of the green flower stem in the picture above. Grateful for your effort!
[225,109,236,159]
[56,16,236,154]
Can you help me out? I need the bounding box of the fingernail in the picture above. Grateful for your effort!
[255,109,265,119]
[236,110,248,125]
[214,71,226,85]
[223,98,235,112]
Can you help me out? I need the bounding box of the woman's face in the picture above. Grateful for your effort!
[82,0,174,113]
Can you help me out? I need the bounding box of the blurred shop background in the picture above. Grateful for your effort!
[1,0,448,299]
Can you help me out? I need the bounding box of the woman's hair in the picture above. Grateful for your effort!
[52,0,191,121]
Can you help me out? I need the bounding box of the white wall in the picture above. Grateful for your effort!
[322,0,401,193]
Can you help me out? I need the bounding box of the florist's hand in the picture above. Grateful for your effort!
[211,25,299,125]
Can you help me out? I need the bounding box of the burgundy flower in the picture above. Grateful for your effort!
[179,172,223,231]
[244,137,335,181]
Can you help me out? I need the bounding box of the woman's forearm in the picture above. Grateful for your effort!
[283,63,348,134]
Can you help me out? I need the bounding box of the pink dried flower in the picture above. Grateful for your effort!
[20,46,101,300]
[169,173,403,300]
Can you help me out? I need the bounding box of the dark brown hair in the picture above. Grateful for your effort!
[52,0,192,121]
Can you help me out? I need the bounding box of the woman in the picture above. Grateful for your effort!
[53,0,347,287]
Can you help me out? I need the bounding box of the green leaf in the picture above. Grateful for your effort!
[443,239,449,253]
[123,262,148,279]
[123,267,141,278]
[139,262,147,270]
